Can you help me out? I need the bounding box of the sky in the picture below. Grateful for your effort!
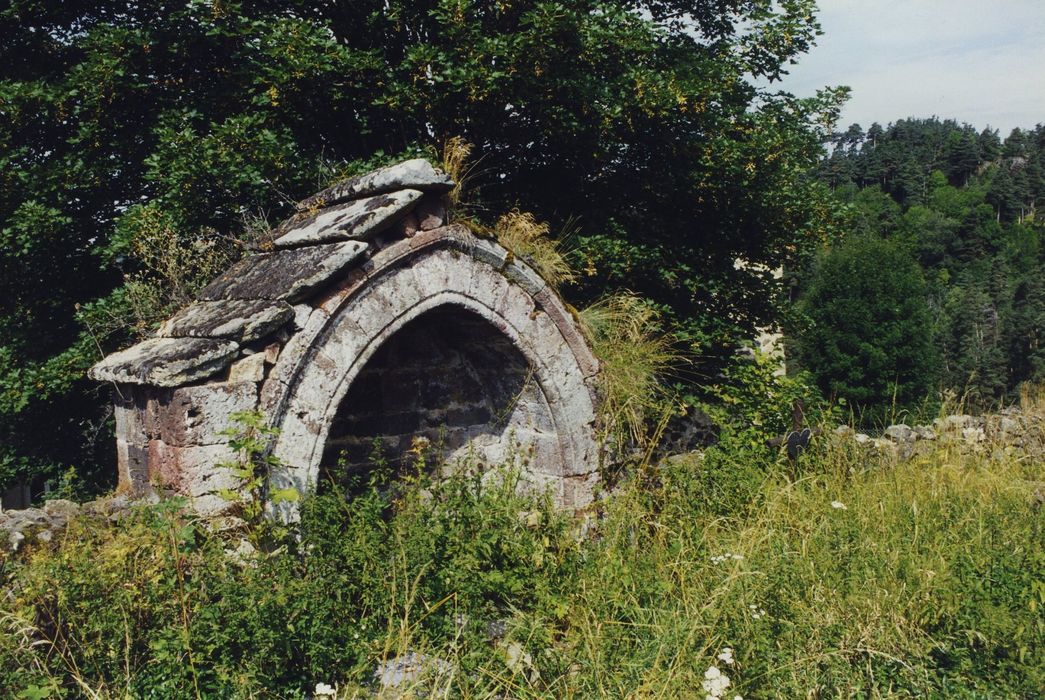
[773,0,1045,136]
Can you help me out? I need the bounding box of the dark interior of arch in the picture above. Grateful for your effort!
[320,305,560,489]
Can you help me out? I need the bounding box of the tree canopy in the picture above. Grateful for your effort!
[0,0,844,490]
[811,118,1045,410]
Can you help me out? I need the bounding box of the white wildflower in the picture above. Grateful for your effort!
[702,663,732,697]
[314,682,337,698]
[831,500,847,510]
[717,647,735,666]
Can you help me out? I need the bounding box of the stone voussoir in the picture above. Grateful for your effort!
[89,337,239,387]
[274,189,423,248]
[158,299,294,343]
[297,158,454,211]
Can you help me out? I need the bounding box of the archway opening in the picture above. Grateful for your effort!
[319,305,562,488]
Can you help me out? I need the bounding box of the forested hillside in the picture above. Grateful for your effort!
[797,119,1045,415]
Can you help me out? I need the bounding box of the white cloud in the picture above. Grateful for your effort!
[773,0,1045,133]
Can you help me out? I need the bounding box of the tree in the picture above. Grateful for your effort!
[1005,265,1045,387]
[0,1,845,491]
[946,129,981,186]
[797,236,937,419]
[814,117,1045,409]
[938,278,1008,405]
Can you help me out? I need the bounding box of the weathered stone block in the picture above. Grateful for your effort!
[227,352,267,383]
[116,438,151,494]
[502,259,548,296]
[159,299,294,343]
[198,240,368,302]
[274,189,422,248]
[535,287,599,378]
[297,159,453,211]
[145,382,259,446]
[415,195,448,230]
[146,440,237,495]
[114,390,147,442]
[89,337,240,387]
[393,209,421,238]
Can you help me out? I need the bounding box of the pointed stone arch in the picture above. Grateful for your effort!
[263,227,600,509]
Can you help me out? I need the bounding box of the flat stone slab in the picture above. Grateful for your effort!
[158,299,294,343]
[88,337,239,387]
[274,189,422,248]
[297,158,453,211]
[198,240,368,302]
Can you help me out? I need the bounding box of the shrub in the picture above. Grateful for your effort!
[798,235,938,423]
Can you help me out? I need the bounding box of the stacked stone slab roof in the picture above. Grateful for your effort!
[89,159,454,388]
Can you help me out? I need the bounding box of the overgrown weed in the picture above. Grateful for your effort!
[579,293,680,464]
[2,416,1042,697]
[493,210,576,289]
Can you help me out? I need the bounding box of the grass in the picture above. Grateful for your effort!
[1,419,1041,698]
[578,294,680,460]
[491,210,576,289]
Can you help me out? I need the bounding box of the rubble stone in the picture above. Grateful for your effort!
[884,424,915,443]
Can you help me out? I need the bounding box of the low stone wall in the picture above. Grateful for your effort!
[831,408,1044,461]
[0,496,140,552]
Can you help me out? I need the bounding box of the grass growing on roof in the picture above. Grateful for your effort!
[492,210,576,289]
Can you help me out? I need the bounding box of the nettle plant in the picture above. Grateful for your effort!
[217,410,299,545]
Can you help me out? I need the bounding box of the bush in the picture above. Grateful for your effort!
[798,235,939,423]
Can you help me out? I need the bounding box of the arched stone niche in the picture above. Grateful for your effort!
[264,229,600,513]
[320,305,557,483]
[90,161,600,518]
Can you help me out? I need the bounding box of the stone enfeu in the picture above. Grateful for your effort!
[86,159,602,519]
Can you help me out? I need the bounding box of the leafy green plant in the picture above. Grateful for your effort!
[704,349,841,447]
[217,410,298,547]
